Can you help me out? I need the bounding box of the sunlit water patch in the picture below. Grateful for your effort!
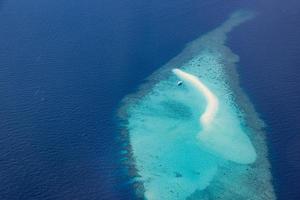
[118,11,275,200]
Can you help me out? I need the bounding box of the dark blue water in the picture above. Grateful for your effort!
[229,0,300,199]
[0,0,299,199]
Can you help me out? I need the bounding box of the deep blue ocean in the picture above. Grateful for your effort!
[0,0,299,199]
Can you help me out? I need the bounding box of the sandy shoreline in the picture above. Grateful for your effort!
[173,68,256,165]
[172,68,219,126]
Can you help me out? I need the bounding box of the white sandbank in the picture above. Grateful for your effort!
[172,68,256,164]
[172,68,219,126]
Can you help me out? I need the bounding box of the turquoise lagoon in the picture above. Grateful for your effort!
[119,11,275,200]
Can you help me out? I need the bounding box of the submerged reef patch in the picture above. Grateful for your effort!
[118,10,275,200]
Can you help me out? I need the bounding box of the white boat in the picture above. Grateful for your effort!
[177,81,183,86]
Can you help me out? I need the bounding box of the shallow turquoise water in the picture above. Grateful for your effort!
[119,11,275,200]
